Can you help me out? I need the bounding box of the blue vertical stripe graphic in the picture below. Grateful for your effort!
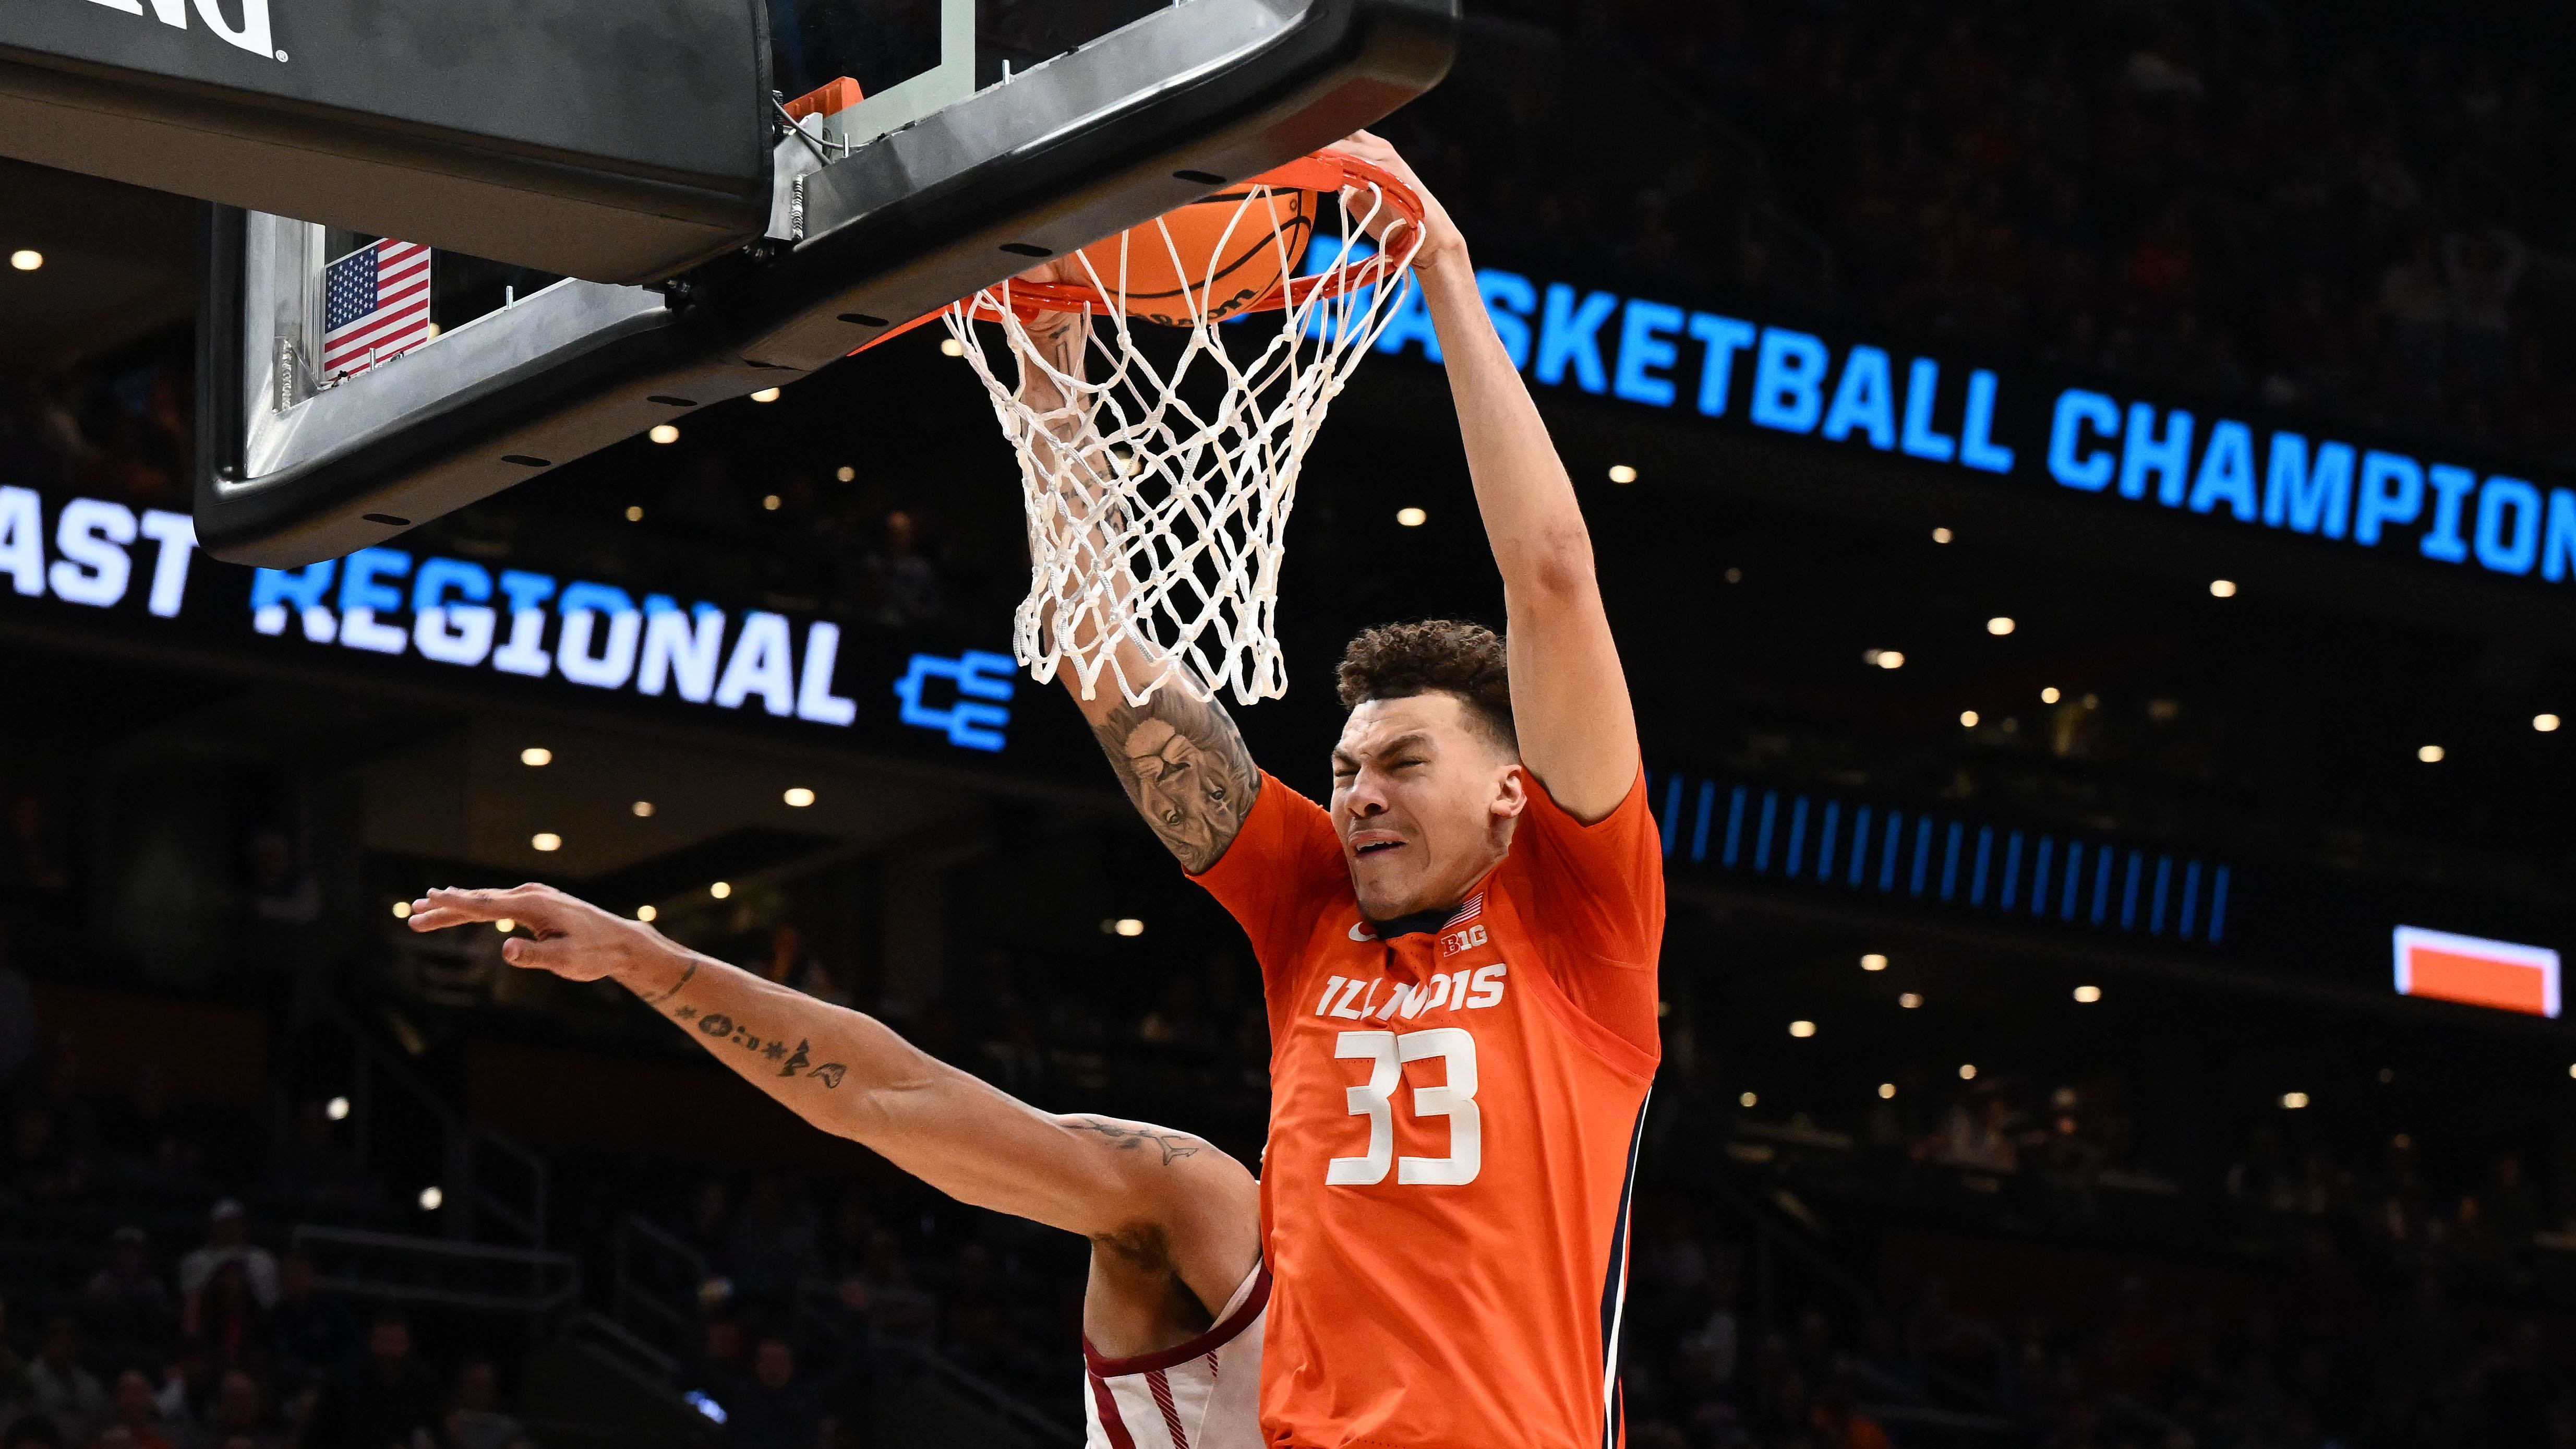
[1645,772,2239,947]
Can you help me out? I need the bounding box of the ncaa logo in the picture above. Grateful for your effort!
[83,0,286,63]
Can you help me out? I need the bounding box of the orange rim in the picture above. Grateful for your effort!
[971,150,1424,321]
[847,151,1424,356]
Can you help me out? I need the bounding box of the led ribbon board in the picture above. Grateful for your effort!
[2392,925,2561,1018]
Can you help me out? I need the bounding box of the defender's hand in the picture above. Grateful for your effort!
[1327,130,1464,279]
[405,883,665,984]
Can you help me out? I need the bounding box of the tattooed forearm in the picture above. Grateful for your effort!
[668,1004,847,1088]
[1090,689,1262,873]
[641,956,696,1005]
[1068,1118,1203,1165]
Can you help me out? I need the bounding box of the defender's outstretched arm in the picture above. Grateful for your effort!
[1016,305,1264,873]
[404,884,1256,1253]
[1336,133,1642,822]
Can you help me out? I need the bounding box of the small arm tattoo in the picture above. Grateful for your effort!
[1090,689,1261,873]
[1069,1118,1202,1165]
[662,1004,846,1088]
[641,957,696,1005]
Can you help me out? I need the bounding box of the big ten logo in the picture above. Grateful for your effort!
[894,650,1016,751]
[1438,923,1487,957]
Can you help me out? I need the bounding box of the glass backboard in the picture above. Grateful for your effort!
[196,0,1456,567]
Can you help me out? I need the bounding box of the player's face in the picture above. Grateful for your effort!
[1329,693,1525,920]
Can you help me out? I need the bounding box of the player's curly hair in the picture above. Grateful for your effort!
[1335,619,1516,754]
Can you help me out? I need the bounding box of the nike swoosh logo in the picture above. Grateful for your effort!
[1349,922,1376,942]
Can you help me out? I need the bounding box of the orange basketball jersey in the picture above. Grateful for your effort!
[1195,768,1663,1449]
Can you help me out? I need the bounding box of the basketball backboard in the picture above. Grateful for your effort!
[178,0,1454,567]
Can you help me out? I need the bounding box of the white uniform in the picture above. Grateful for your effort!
[1082,1263,1269,1449]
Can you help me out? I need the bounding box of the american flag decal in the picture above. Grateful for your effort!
[321,239,432,379]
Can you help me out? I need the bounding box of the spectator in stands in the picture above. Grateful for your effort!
[0,795,74,905]
[103,1370,175,1449]
[200,1370,279,1449]
[721,1336,824,1449]
[441,1359,530,1449]
[7,1104,87,1204]
[175,1203,278,1311]
[264,1250,356,1396]
[299,1312,439,1449]
[23,1318,102,1443]
[78,1229,173,1361]
[182,1260,269,1382]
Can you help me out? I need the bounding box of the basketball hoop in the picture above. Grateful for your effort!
[943,151,1427,706]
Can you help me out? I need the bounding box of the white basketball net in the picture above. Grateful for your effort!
[943,179,1422,706]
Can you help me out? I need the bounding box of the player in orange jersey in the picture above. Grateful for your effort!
[1028,132,1661,1449]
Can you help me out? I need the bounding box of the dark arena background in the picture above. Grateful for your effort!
[5,1,2576,1446]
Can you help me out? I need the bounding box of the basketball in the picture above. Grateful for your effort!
[1075,186,1317,326]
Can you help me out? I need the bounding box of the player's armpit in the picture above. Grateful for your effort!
[1082,688,1263,873]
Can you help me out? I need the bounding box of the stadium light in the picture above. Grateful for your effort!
[762,494,781,511]
[637,905,658,923]
[1788,1020,1816,1038]
[1861,953,1887,972]
[390,901,411,919]
[648,424,681,445]
[1738,1092,1758,1108]
[1957,1063,1977,1080]
[836,466,857,483]
[1864,649,1905,669]
[1877,1083,1896,1099]
[2537,714,2561,733]
[625,505,644,522]
[326,1096,350,1121]
[1115,918,1146,937]
[1986,617,2015,636]
[1396,507,1427,527]
[2417,744,2445,763]
[1607,464,1638,484]
[709,882,732,900]
[418,1185,444,1211]
[2041,687,2061,704]
[750,387,782,403]
[632,800,655,818]
[2074,985,2102,1003]
[2210,579,2238,597]
[520,747,551,766]
[2281,1092,2310,1109]
[1899,992,1923,1009]
[7,250,39,272]
[783,787,815,808]
[494,919,514,932]
[1931,527,1953,544]
[532,833,561,852]
[1959,710,1980,727]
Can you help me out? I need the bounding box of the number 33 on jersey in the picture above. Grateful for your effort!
[1195,768,1664,1449]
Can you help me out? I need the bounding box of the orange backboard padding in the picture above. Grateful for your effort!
[784,76,865,123]
[2404,947,2551,1015]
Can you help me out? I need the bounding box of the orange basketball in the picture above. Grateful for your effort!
[1075,186,1317,326]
